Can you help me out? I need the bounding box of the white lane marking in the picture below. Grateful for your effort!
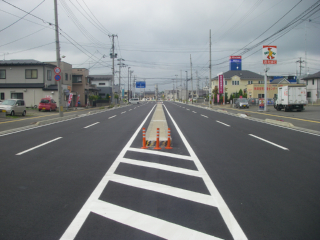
[91,200,221,240]
[120,158,202,177]
[249,134,289,150]
[201,114,208,118]
[128,147,194,161]
[216,121,230,127]
[186,109,190,110]
[121,111,126,114]
[129,109,132,111]
[60,105,156,240]
[163,105,248,240]
[192,111,197,113]
[16,137,62,155]
[111,174,216,207]
[84,122,99,128]
[108,115,116,119]
[182,107,185,108]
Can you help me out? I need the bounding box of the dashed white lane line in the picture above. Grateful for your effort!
[201,114,208,118]
[121,111,126,114]
[84,122,99,128]
[192,111,197,113]
[16,137,62,155]
[129,109,132,111]
[108,115,117,119]
[249,134,289,150]
[216,121,230,127]
[186,109,190,111]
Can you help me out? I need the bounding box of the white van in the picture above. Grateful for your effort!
[129,98,139,104]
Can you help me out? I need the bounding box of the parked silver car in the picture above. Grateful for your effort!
[0,99,27,116]
[235,98,249,109]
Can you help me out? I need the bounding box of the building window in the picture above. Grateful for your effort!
[25,69,38,79]
[65,73,68,80]
[99,93,105,97]
[312,79,314,85]
[0,69,6,79]
[258,81,264,84]
[307,92,311,98]
[225,81,227,85]
[248,81,253,84]
[11,93,23,99]
[47,70,52,81]
[232,81,239,85]
[72,75,82,83]
[99,83,106,85]
[258,94,265,98]
[0,92,4,100]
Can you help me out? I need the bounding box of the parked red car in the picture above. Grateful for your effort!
[38,98,57,112]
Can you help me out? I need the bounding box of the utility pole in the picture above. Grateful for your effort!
[209,29,212,108]
[190,54,193,103]
[117,58,125,103]
[180,70,182,102]
[175,74,178,101]
[127,67,130,101]
[185,71,188,105]
[109,34,118,103]
[196,70,199,98]
[130,70,134,98]
[133,75,136,98]
[54,0,63,117]
[296,57,305,82]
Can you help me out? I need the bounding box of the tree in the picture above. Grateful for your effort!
[238,89,243,97]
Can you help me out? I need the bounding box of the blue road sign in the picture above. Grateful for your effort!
[136,81,146,88]
[55,75,61,81]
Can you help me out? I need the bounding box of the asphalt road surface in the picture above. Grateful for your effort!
[0,101,319,240]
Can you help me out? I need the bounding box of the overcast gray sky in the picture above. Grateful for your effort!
[1,0,320,91]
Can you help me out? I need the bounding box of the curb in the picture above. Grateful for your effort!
[265,118,294,127]
[0,105,129,136]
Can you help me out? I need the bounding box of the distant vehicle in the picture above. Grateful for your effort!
[274,86,307,112]
[38,98,57,112]
[0,99,26,116]
[129,98,139,104]
[235,98,249,109]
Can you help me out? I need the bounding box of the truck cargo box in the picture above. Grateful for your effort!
[277,86,307,105]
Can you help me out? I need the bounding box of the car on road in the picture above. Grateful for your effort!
[129,98,139,104]
[38,98,57,111]
[235,98,249,109]
[0,99,26,116]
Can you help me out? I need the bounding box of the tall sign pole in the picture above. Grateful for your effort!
[54,0,63,117]
[262,45,277,112]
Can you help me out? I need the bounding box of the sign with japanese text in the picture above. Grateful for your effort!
[67,93,73,107]
[263,45,277,64]
[218,75,224,94]
[75,94,80,107]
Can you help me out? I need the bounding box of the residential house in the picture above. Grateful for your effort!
[301,71,320,103]
[0,59,71,107]
[72,68,99,107]
[88,75,114,100]
[212,70,265,97]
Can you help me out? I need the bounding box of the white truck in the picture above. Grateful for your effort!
[274,86,307,112]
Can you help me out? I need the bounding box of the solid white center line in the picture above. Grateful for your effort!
[84,122,100,128]
[16,137,62,155]
[109,115,116,119]
[201,114,208,118]
[249,134,289,150]
[216,121,230,127]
